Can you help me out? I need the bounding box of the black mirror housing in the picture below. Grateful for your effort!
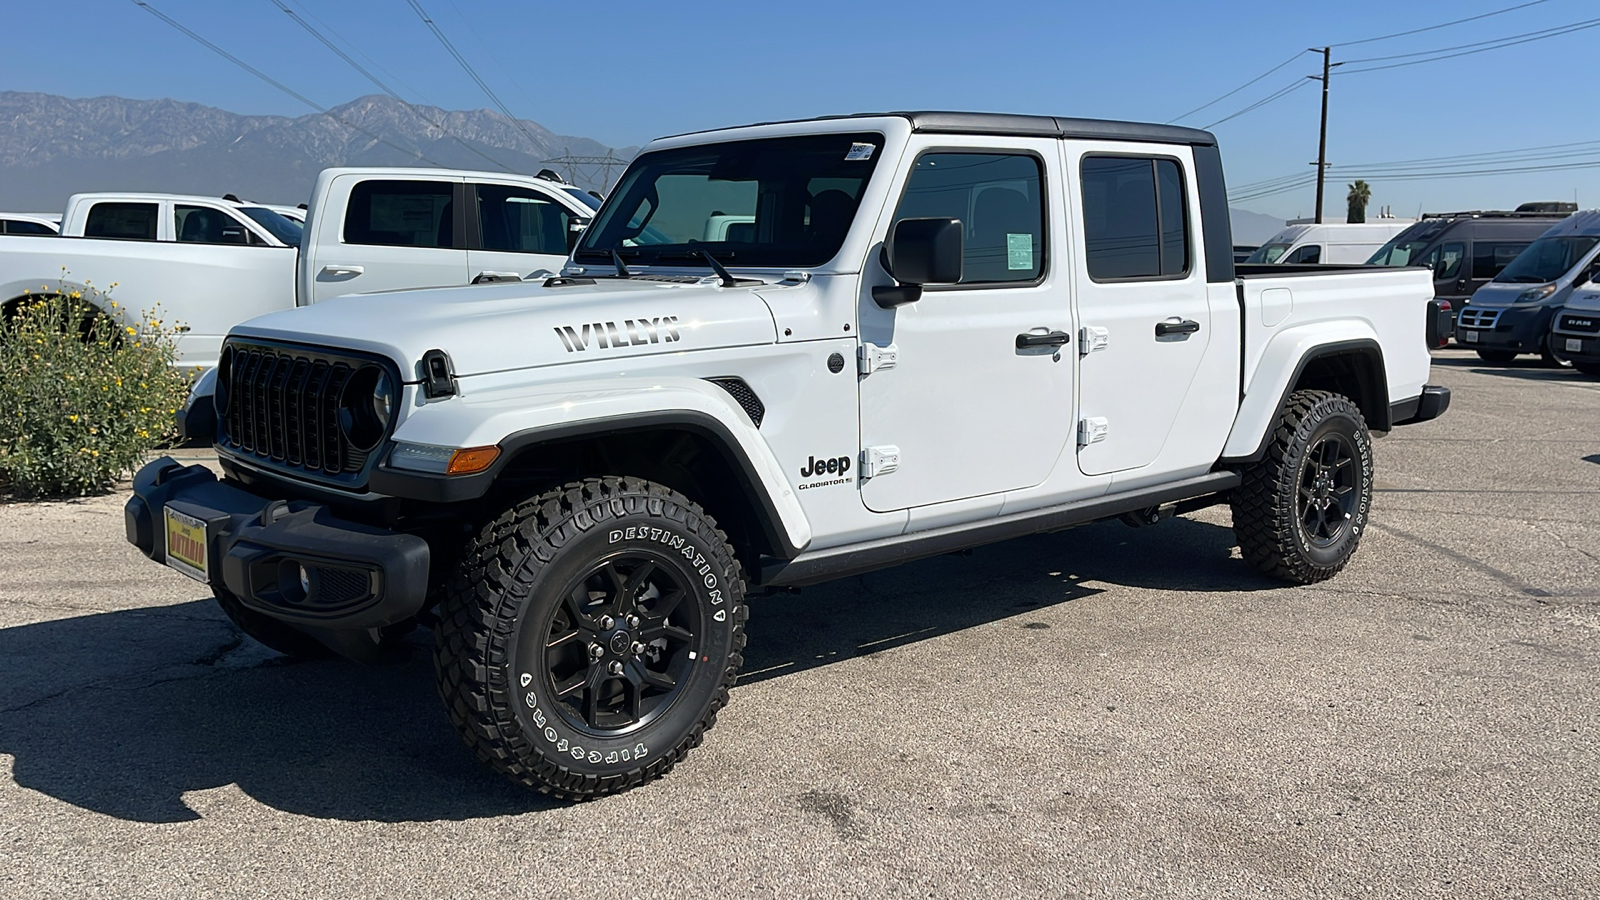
[874,217,963,308]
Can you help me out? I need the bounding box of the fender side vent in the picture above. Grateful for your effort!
[705,377,765,427]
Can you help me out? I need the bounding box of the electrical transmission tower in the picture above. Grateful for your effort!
[542,148,632,194]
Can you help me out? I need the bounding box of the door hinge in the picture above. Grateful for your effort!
[860,445,901,478]
[1077,417,1109,447]
[857,342,899,375]
[1079,326,1109,357]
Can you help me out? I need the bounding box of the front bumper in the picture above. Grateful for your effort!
[1552,332,1600,364]
[1454,305,1554,353]
[1390,384,1451,426]
[125,457,430,630]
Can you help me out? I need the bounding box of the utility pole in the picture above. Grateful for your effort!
[1311,47,1332,224]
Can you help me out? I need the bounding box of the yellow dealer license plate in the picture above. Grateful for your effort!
[164,506,209,583]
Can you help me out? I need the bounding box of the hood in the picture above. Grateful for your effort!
[230,277,780,378]
[1467,281,1554,308]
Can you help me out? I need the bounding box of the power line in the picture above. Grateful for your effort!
[1340,16,1600,74]
[1166,51,1309,124]
[404,0,549,151]
[129,0,448,167]
[1202,77,1313,130]
[1331,0,1553,47]
[1341,15,1600,65]
[265,0,518,172]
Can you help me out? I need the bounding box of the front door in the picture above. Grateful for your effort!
[313,176,468,304]
[1069,146,1212,477]
[466,180,581,281]
[857,139,1075,513]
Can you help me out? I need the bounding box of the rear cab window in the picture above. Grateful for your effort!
[83,202,158,240]
[1080,156,1190,280]
[343,180,456,248]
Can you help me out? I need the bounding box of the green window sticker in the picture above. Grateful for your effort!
[1007,233,1034,271]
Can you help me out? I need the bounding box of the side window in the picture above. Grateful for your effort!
[476,184,573,255]
[3,220,54,235]
[343,180,455,248]
[175,205,251,245]
[1081,156,1190,280]
[1435,242,1465,279]
[1472,242,1529,280]
[83,202,158,240]
[892,151,1044,284]
[1288,244,1322,264]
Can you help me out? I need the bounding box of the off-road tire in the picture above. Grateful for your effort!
[1231,390,1374,584]
[1475,349,1517,363]
[1540,331,1574,369]
[434,476,747,800]
[1575,361,1600,377]
[213,586,332,658]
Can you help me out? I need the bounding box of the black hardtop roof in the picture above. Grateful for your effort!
[664,111,1216,147]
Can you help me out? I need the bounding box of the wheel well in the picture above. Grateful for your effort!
[490,426,784,570]
[1292,346,1389,431]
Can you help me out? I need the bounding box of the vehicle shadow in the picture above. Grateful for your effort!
[0,516,1266,824]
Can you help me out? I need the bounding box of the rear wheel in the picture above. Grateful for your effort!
[1231,390,1374,584]
[1475,349,1517,364]
[434,476,747,799]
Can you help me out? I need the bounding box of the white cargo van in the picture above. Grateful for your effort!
[1246,221,1414,265]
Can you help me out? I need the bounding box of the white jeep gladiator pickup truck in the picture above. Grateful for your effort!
[125,111,1451,799]
[0,172,595,368]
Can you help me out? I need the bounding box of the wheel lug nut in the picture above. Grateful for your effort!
[599,615,616,630]
[608,660,624,675]
[626,615,640,629]
[631,642,647,656]
[588,643,604,660]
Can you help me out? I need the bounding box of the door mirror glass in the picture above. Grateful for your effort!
[887,217,964,285]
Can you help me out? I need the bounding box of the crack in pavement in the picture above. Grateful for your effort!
[0,635,260,717]
[1370,522,1552,598]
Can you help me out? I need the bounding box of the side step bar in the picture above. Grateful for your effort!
[760,470,1242,587]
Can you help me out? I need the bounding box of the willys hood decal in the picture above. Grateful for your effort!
[229,278,779,378]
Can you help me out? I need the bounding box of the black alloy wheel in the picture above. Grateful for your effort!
[531,554,699,735]
[1297,433,1358,548]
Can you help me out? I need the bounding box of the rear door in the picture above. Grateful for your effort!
[1069,145,1213,477]
[310,175,468,303]
[466,180,584,280]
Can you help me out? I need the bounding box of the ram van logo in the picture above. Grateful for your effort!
[554,317,681,352]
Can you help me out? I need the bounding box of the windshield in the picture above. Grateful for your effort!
[1245,242,1292,264]
[1492,236,1600,284]
[562,187,602,211]
[1367,238,1434,267]
[239,207,304,246]
[576,132,884,268]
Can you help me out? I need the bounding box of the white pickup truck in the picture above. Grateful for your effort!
[126,111,1451,800]
[0,172,597,368]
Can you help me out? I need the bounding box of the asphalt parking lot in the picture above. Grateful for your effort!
[1,347,1596,899]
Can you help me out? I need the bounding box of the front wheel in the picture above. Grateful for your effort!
[1231,390,1374,584]
[1475,349,1517,364]
[1541,332,1574,369]
[1575,361,1600,377]
[434,477,747,800]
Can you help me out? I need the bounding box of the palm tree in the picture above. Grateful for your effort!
[1347,180,1372,224]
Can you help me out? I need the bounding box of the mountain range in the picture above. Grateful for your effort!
[0,90,1290,241]
[0,91,635,211]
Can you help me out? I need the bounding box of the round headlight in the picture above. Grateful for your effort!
[338,366,392,452]
[214,346,232,417]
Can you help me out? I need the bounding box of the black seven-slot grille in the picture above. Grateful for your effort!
[220,341,379,477]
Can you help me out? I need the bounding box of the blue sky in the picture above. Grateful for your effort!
[4,0,1597,220]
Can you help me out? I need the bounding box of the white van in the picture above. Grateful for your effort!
[1246,221,1415,265]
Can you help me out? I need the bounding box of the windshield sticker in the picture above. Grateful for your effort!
[1007,234,1034,271]
[844,143,876,161]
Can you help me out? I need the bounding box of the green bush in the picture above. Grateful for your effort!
[0,285,190,498]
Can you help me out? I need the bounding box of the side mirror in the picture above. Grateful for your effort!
[873,217,963,308]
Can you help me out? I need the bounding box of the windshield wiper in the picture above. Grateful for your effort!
[656,249,739,287]
[611,249,631,278]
